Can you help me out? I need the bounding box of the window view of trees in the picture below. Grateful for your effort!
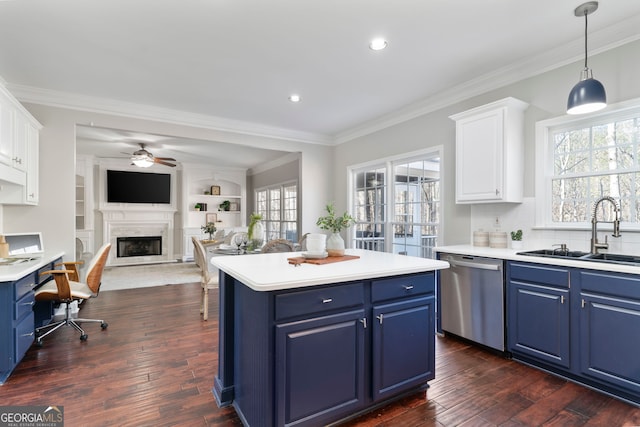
[552,117,639,224]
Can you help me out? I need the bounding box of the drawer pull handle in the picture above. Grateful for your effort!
[322,298,333,304]
[403,285,414,291]
[360,318,367,329]
[21,332,34,337]
[21,301,35,306]
[376,314,384,324]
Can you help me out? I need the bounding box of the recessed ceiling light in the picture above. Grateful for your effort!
[369,38,388,51]
[288,94,301,103]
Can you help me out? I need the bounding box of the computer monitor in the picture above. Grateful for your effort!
[4,232,44,256]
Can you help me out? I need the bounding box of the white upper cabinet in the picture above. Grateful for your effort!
[450,97,528,204]
[0,83,42,204]
[0,94,15,167]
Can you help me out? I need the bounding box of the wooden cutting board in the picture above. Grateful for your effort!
[287,255,360,265]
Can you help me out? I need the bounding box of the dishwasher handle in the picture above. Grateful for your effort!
[448,259,501,271]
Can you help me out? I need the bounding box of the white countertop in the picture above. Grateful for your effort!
[211,248,450,291]
[0,251,65,282]
[434,245,640,274]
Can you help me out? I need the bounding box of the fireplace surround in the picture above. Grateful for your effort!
[102,209,175,266]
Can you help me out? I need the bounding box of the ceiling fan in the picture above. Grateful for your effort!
[127,143,176,168]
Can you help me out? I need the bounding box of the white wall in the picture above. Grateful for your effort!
[2,104,333,261]
[334,39,640,248]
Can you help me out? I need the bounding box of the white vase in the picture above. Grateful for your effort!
[250,220,265,248]
[326,232,345,257]
[511,240,523,249]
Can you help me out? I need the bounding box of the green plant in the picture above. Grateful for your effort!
[511,229,523,241]
[248,213,263,240]
[219,200,231,211]
[201,222,217,239]
[316,202,355,234]
[194,203,201,210]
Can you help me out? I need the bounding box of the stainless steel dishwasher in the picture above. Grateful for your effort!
[438,253,505,351]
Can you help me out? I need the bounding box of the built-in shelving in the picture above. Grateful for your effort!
[181,166,247,261]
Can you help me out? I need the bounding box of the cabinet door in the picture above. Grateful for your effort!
[372,296,435,401]
[23,123,38,204]
[455,109,503,202]
[0,94,14,167]
[580,292,640,395]
[508,281,570,368]
[275,309,366,427]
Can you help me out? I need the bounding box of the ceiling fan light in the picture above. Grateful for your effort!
[567,71,606,115]
[132,157,153,168]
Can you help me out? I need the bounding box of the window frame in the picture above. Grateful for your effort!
[254,180,299,241]
[347,146,443,258]
[535,97,640,231]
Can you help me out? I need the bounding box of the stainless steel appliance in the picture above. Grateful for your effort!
[438,253,505,351]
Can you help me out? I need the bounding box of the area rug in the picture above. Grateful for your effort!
[101,262,201,291]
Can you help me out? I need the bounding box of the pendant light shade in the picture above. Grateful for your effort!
[566,1,606,115]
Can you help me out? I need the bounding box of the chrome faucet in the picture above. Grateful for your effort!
[590,196,621,254]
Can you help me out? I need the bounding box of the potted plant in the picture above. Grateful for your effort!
[247,213,264,249]
[510,229,523,249]
[219,200,231,211]
[201,222,217,240]
[194,203,201,212]
[316,202,355,256]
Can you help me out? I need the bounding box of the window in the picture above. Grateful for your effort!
[537,99,640,229]
[392,159,440,258]
[350,149,441,258]
[255,182,298,242]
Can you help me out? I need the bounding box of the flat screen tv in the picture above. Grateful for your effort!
[107,170,171,204]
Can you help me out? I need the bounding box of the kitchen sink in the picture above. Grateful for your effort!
[517,249,590,259]
[582,253,640,265]
[517,249,640,266]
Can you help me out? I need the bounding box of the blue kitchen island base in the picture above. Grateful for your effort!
[211,249,448,427]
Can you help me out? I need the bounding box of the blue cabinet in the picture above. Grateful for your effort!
[507,261,640,405]
[275,309,366,427]
[0,257,61,384]
[372,296,434,401]
[577,269,640,401]
[216,271,436,427]
[507,262,570,369]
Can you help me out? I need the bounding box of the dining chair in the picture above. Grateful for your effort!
[192,237,218,320]
[261,239,295,253]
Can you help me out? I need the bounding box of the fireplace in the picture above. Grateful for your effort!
[117,236,162,258]
[101,210,174,266]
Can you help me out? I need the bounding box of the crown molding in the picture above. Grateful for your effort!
[334,14,640,144]
[8,84,334,146]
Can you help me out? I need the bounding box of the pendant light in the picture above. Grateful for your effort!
[567,1,606,115]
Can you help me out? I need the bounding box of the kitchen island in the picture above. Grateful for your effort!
[211,249,449,427]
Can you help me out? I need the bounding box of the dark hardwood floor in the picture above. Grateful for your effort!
[3,282,640,426]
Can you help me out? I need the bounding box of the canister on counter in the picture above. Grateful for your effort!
[473,230,489,247]
[489,232,508,248]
